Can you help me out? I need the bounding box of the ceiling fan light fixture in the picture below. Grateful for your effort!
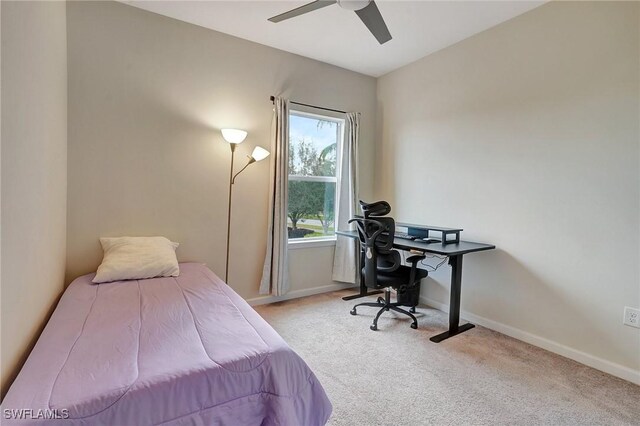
[337,0,371,12]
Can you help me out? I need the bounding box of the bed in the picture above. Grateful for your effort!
[2,263,332,425]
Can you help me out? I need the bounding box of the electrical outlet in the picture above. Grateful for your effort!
[623,307,640,328]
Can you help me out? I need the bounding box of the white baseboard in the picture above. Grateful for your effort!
[420,296,640,386]
[247,283,356,307]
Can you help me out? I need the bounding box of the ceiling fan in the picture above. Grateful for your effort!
[268,0,392,45]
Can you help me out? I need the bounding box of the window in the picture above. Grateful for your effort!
[288,110,344,242]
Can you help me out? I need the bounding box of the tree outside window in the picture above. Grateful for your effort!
[287,112,343,240]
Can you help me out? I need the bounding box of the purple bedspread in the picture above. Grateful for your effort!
[2,263,331,425]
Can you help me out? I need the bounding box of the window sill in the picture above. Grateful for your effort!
[288,238,337,250]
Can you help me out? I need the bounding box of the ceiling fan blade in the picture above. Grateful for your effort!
[268,0,337,23]
[355,1,392,44]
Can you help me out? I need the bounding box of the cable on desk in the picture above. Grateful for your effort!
[421,254,448,272]
[401,251,448,272]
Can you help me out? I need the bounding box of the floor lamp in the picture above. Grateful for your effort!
[221,128,270,283]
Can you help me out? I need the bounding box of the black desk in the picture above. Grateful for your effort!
[336,230,495,342]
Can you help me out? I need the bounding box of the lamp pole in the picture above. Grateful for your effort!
[225,143,236,283]
[225,148,257,283]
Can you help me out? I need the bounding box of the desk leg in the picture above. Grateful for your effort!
[341,261,384,301]
[342,240,383,301]
[430,254,475,342]
[342,289,383,301]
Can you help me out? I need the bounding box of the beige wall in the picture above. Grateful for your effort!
[376,1,639,379]
[1,1,68,396]
[66,1,376,299]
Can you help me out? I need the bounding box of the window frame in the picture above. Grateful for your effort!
[287,108,345,248]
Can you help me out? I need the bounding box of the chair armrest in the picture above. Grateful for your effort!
[406,254,426,285]
[406,254,426,264]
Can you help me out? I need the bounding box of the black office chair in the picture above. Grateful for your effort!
[349,202,428,331]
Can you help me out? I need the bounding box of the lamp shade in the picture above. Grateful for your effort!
[221,128,247,144]
[250,146,270,162]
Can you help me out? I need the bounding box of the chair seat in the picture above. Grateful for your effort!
[363,265,428,289]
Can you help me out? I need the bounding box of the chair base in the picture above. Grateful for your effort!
[350,288,418,330]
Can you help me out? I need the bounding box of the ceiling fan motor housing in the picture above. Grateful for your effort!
[337,0,371,12]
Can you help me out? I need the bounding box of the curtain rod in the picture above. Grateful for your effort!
[269,96,358,115]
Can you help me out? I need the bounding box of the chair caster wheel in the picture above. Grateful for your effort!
[350,309,357,316]
[370,325,378,331]
[377,297,385,304]
[411,323,418,329]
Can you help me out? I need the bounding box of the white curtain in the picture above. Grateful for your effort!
[259,97,291,296]
[332,112,359,284]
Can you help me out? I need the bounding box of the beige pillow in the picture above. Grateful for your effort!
[93,236,180,283]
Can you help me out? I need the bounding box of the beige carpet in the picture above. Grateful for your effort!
[255,290,640,426]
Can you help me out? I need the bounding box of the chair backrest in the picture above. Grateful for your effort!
[350,215,402,289]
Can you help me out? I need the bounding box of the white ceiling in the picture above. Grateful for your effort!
[121,1,545,77]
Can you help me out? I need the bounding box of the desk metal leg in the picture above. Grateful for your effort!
[430,254,475,342]
[341,259,383,301]
[342,289,383,301]
[342,241,383,301]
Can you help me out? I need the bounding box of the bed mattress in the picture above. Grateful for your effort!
[2,263,331,425]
